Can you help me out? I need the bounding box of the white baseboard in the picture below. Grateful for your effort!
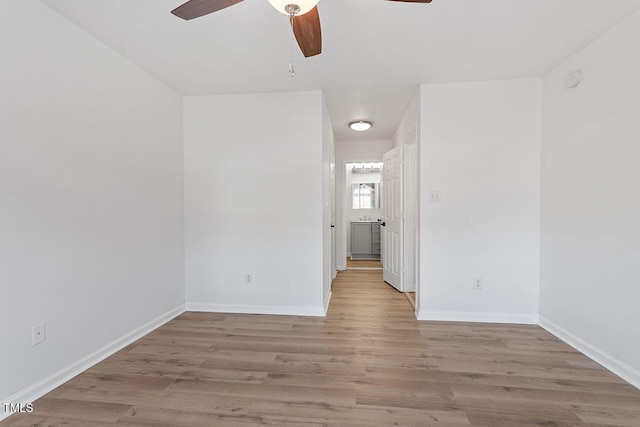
[186,303,326,317]
[417,310,538,325]
[539,316,640,390]
[323,291,332,315]
[0,305,185,422]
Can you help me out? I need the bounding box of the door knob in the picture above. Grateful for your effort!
[381,222,386,227]
[330,225,335,228]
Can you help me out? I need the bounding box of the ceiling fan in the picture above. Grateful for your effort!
[171,0,433,58]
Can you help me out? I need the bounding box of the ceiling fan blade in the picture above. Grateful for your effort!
[387,0,433,3]
[291,7,322,58]
[171,0,244,20]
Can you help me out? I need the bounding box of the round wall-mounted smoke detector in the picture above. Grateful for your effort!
[565,70,582,88]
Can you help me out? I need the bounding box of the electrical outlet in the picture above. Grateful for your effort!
[429,191,441,203]
[32,322,46,346]
[473,277,483,290]
[244,273,253,284]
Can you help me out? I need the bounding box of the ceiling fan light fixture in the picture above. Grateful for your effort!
[268,0,320,16]
[349,121,373,132]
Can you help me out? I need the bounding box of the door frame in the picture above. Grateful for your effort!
[402,128,419,317]
[337,158,385,271]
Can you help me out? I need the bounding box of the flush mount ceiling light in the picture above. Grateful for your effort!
[349,121,373,132]
[268,0,320,16]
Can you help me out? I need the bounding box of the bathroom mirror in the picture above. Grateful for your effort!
[352,183,381,209]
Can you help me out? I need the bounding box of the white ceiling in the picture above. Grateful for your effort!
[42,0,640,141]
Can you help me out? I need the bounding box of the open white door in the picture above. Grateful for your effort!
[382,146,402,291]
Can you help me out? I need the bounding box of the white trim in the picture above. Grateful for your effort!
[417,310,539,325]
[0,305,185,422]
[186,303,326,317]
[539,316,640,390]
[323,291,332,315]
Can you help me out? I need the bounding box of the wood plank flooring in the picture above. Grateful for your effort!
[405,291,417,310]
[346,258,382,269]
[3,270,640,426]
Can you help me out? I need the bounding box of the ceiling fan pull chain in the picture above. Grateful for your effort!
[289,60,296,78]
[288,15,296,77]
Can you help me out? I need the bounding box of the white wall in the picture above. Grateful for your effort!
[0,0,185,414]
[335,140,392,270]
[183,91,326,316]
[393,92,420,149]
[539,10,640,387]
[419,79,541,323]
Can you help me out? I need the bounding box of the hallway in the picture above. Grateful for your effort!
[3,270,639,426]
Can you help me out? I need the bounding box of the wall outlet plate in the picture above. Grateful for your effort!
[429,191,441,203]
[473,278,483,290]
[32,322,46,346]
[244,273,253,284]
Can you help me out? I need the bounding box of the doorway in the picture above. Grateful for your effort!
[344,162,384,271]
[342,161,383,270]
[333,141,417,314]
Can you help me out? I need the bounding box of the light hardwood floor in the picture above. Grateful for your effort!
[405,291,417,310]
[3,270,640,426]
[346,258,382,269]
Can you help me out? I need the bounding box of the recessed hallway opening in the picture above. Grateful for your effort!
[2,270,639,426]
